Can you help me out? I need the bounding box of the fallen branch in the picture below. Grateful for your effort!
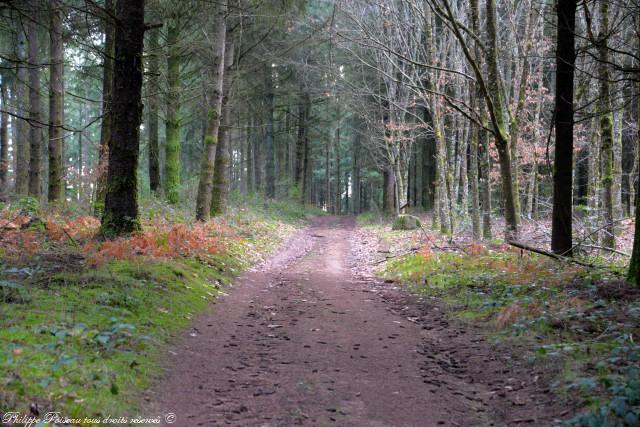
[371,248,420,265]
[507,240,596,268]
[579,244,630,257]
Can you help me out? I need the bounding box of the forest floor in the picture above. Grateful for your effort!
[2,204,638,426]
[144,216,569,427]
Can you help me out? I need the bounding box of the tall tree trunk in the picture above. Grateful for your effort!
[246,116,254,193]
[352,134,360,214]
[344,171,349,212]
[77,90,88,201]
[613,108,623,220]
[459,126,469,219]
[263,65,276,199]
[598,0,615,249]
[526,161,537,219]
[101,0,145,236]
[27,13,42,199]
[335,124,341,214]
[325,135,331,212]
[421,107,435,210]
[469,116,481,240]
[0,76,8,196]
[95,0,115,213]
[303,123,312,205]
[48,0,64,203]
[383,166,395,215]
[295,92,309,203]
[479,125,492,239]
[147,27,161,194]
[627,17,640,286]
[551,0,576,255]
[470,0,490,239]
[164,20,181,204]
[587,117,600,217]
[210,28,235,216]
[409,138,417,207]
[255,123,263,193]
[14,21,29,194]
[509,3,536,224]
[485,0,518,240]
[435,118,451,234]
[240,119,247,195]
[195,1,226,221]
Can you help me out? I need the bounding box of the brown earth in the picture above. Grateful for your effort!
[143,216,567,427]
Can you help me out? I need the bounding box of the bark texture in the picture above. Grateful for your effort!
[165,19,181,204]
[101,0,145,236]
[210,29,235,216]
[551,0,576,256]
[95,0,115,213]
[195,1,226,221]
[27,14,42,199]
[147,27,161,194]
[48,0,65,203]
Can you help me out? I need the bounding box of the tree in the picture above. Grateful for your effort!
[164,15,182,204]
[627,16,640,287]
[551,0,577,256]
[147,27,161,194]
[264,64,276,199]
[483,0,519,240]
[0,74,8,195]
[13,24,30,195]
[596,0,615,249]
[27,9,43,199]
[48,0,65,203]
[101,0,145,236]
[95,0,115,214]
[195,1,226,221]
[210,27,235,216]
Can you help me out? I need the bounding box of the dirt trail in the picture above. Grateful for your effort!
[144,216,560,426]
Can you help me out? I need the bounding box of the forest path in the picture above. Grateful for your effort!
[144,216,553,426]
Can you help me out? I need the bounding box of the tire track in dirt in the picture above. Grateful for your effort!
[144,216,561,426]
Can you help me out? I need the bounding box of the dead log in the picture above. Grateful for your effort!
[507,240,595,268]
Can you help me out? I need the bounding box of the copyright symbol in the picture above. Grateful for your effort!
[165,413,176,424]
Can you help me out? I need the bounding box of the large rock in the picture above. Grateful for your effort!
[392,214,421,230]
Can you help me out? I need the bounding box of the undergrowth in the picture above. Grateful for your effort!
[384,243,640,426]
